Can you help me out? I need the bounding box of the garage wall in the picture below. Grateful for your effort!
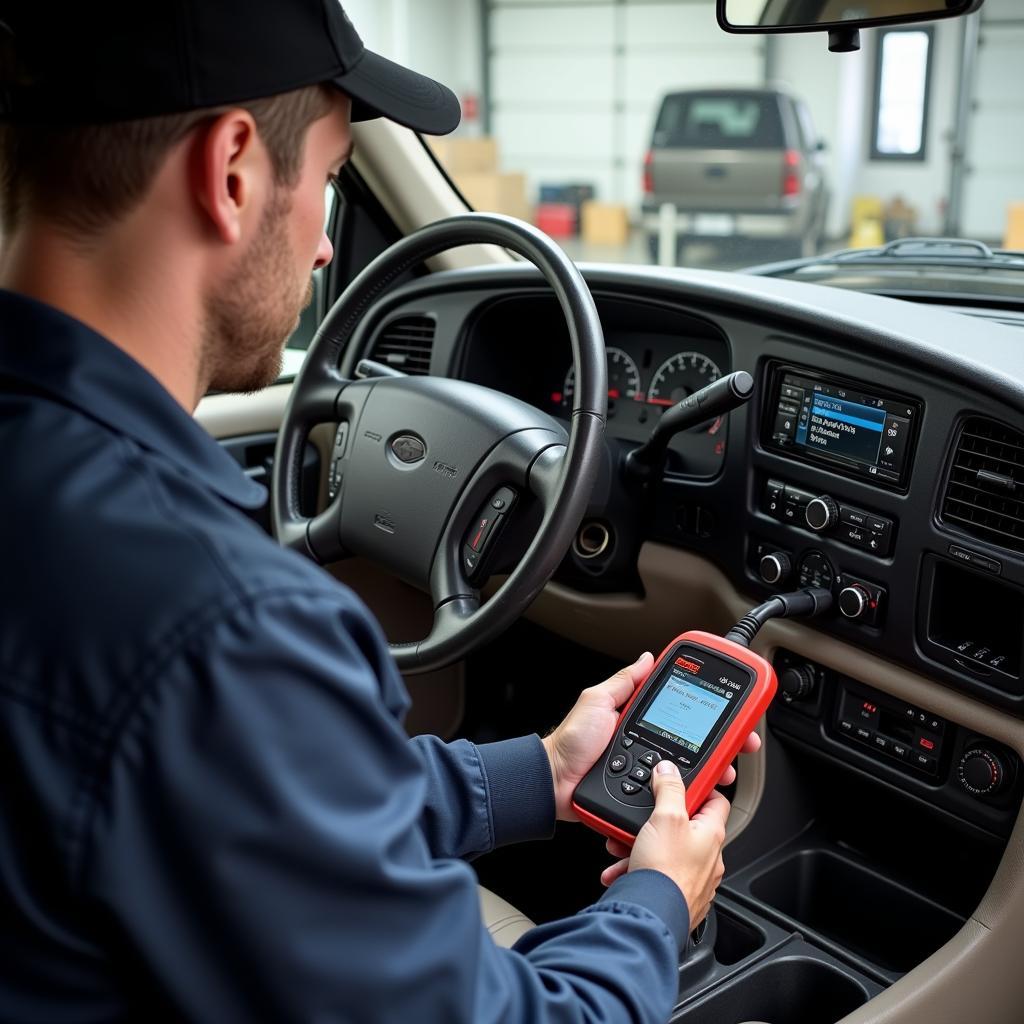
[343,0,483,122]
[774,19,962,240]
[489,0,766,212]
[960,0,1024,241]
[855,20,962,238]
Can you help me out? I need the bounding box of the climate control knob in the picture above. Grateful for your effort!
[759,551,792,585]
[805,495,839,532]
[958,748,1005,797]
[838,584,870,621]
[780,664,816,700]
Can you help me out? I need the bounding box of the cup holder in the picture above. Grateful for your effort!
[672,954,871,1024]
[747,849,964,974]
[714,907,765,967]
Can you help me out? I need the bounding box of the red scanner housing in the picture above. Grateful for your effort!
[571,630,777,847]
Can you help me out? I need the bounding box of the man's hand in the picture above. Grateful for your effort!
[541,653,764,822]
[542,653,655,821]
[620,761,729,930]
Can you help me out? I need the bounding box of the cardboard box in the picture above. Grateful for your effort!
[428,136,498,175]
[454,171,530,222]
[581,201,630,246]
[1005,201,1024,250]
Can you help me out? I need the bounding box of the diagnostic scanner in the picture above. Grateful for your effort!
[572,588,832,845]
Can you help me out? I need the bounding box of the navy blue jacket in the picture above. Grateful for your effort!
[0,290,689,1022]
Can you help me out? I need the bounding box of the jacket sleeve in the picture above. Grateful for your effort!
[409,732,556,860]
[78,588,689,1024]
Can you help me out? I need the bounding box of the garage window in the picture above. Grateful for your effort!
[870,27,933,161]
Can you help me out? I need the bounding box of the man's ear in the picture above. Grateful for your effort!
[192,110,264,245]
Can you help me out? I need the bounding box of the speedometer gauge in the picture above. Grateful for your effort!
[648,352,722,413]
[563,347,640,419]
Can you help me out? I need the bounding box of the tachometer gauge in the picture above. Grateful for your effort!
[563,347,641,419]
[648,352,723,416]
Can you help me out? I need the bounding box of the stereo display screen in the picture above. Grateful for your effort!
[770,369,920,486]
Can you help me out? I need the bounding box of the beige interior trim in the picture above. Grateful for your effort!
[524,542,1024,1023]
[479,885,535,949]
[350,119,515,270]
[194,383,293,440]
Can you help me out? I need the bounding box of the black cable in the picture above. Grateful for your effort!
[725,587,833,647]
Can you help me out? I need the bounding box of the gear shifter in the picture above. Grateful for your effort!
[625,370,754,482]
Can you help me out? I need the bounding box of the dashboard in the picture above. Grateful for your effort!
[347,263,1024,736]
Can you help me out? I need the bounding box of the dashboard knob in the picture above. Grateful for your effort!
[958,749,1005,797]
[759,551,792,585]
[805,495,839,532]
[838,584,870,620]
[780,664,816,700]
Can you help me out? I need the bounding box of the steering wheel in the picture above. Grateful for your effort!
[271,213,606,673]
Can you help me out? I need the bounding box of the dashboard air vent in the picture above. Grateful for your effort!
[942,417,1024,554]
[369,315,435,375]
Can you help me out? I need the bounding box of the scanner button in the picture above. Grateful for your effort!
[629,765,651,784]
[608,753,630,775]
[639,750,662,768]
[620,780,642,796]
[620,736,634,749]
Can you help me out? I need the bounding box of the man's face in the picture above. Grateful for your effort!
[204,94,352,394]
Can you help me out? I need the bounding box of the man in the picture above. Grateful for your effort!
[0,3,758,1021]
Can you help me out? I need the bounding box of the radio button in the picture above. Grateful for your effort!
[866,515,891,536]
[855,726,872,742]
[773,412,797,439]
[638,750,662,768]
[877,416,910,472]
[892,741,910,760]
[784,485,814,506]
[839,506,868,528]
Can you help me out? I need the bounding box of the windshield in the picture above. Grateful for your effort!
[345,0,1022,295]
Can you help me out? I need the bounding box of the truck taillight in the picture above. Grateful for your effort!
[782,150,801,197]
[643,151,653,195]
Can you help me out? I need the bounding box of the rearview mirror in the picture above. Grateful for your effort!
[718,0,983,51]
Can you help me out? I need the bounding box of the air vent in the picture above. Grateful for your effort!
[942,417,1024,554]
[369,315,435,375]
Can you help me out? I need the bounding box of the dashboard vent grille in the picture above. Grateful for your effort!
[942,417,1024,554]
[369,315,435,375]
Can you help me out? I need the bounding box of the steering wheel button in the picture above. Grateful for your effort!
[463,548,481,574]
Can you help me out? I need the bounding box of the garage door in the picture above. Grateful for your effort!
[961,0,1024,242]
[488,0,766,214]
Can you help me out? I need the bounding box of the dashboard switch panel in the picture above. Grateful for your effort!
[762,477,894,557]
[836,685,946,778]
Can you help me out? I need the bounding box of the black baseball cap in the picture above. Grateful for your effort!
[0,1,461,135]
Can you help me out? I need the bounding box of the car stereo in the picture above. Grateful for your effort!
[764,364,921,488]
